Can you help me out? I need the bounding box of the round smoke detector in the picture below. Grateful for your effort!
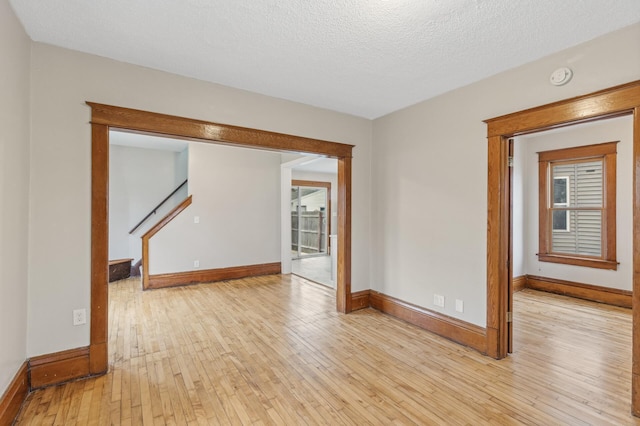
[550,67,573,86]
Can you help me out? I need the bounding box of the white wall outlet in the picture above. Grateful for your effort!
[194,260,200,268]
[455,299,464,313]
[194,216,200,224]
[73,308,86,326]
[433,294,445,308]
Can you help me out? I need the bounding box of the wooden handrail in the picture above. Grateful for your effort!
[141,195,193,290]
[129,179,188,234]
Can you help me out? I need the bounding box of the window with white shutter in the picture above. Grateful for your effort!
[538,141,618,270]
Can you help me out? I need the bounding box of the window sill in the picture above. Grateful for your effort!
[537,254,618,270]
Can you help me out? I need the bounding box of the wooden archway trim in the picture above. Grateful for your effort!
[484,80,640,414]
[88,103,354,376]
[88,103,353,158]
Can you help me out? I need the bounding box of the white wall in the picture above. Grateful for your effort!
[175,148,188,186]
[371,23,640,327]
[109,144,186,262]
[0,0,30,394]
[27,42,372,356]
[150,143,281,274]
[519,116,632,290]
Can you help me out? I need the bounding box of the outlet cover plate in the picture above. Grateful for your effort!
[73,308,86,326]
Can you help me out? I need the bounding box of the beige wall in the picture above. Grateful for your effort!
[0,1,30,394]
[9,5,639,367]
[371,23,640,326]
[150,143,282,274]
[27,42,372,357]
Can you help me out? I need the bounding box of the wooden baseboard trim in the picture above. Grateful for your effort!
[147,262,282,290]
[513,275,527,293]
[29,347,90,389]
[89,342,108,376]
[350,290,371,311]
[0,362,28,426]
[526,275,632,308]
[370,291,487,354]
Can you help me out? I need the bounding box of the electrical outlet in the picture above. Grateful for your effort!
[194,260,200,268]
[455,299,464,313]
[73,308,86,326]
[433,294,445,308]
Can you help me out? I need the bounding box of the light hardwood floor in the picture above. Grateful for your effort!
[15,275,640,425]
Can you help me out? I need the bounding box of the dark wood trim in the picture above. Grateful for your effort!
[90,123,109,376]
[29,347,90,389]
[350,290,371,311]
[526,275,632,308]
[486,135,510,359]
[537,141,618,269]
[538,140,620,161]
[538,152,547,274]
[89,102,354,375]
[142,195,193,241]
[607,145,618,265]
[507,138,515,354]
[485,81,640,137]
[513,275,527,292]
[87,103,354,158]
[337,157,352,313]
[141,195,192,290]
[147,262,282,290]
[370,291,487,354]
[633,106,640,416]
[484,80,640,413]
[291,180,331,189]
[0,362,28,426]
[536,254,619,270]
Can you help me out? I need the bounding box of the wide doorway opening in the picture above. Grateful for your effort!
[88,102,354,376]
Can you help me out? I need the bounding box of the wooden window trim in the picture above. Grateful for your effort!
[536,254,618,270]
[537,141,618,269]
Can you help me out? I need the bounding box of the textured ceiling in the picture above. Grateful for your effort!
[9,0,640,118]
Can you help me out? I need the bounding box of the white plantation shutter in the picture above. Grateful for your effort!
[551,160,603,256]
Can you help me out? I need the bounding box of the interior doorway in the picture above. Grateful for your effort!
[508,116,633,354]
[484,80,640,414]
[87,102,354,378]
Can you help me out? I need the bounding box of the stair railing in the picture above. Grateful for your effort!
[129,179,188,234]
